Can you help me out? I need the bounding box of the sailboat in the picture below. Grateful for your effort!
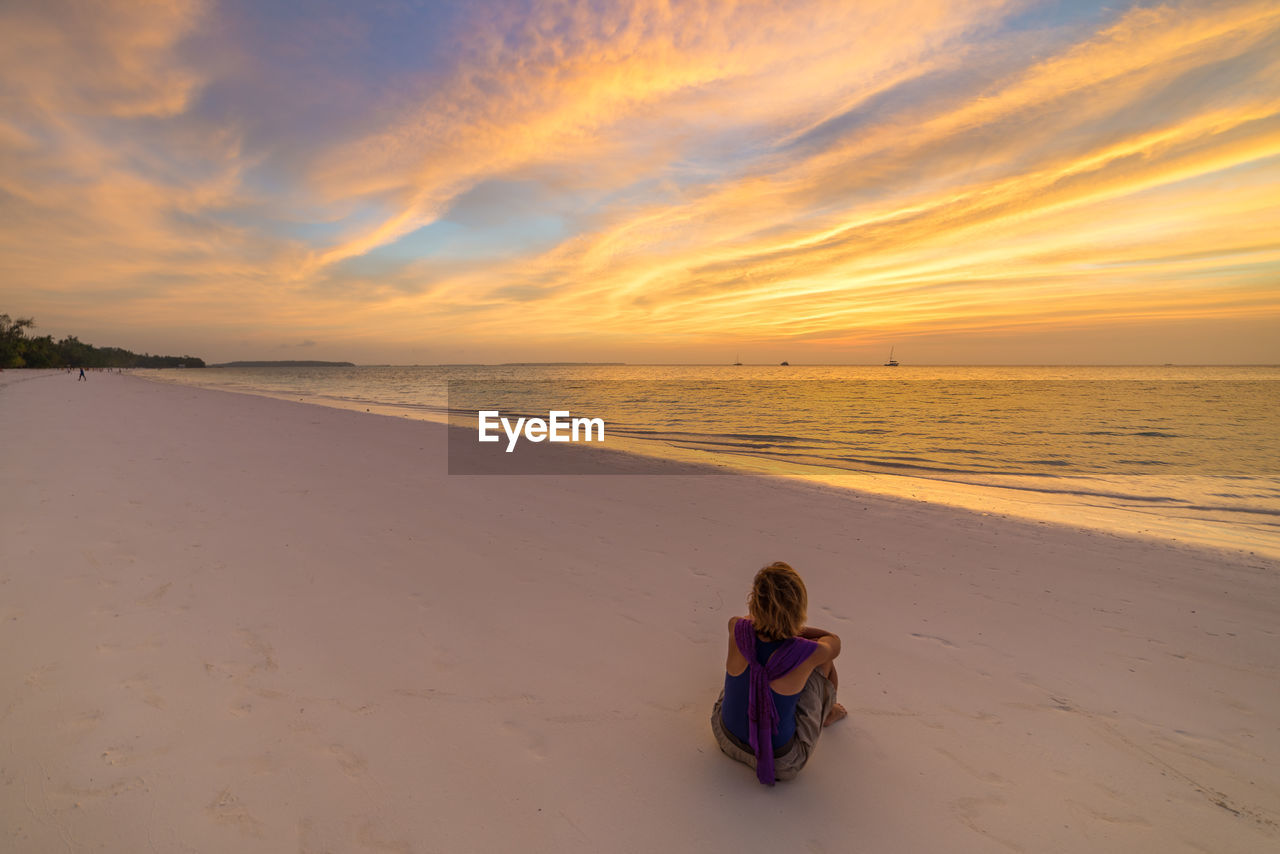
[733,353,743,366]
[883,347,899,367]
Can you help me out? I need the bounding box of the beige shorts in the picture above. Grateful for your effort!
[710,668,837,781]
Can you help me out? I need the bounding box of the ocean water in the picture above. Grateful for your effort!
[147,364,1280,558]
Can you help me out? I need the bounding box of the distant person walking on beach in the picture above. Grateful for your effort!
[711,561,846,784]
[78,367,86,381]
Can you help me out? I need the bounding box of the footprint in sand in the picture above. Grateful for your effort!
[206,787,266,838]
[101,742,170,767]
[100,746,135,767]
[819,605,852,622]
[328,744,368,777]
[910,632,958,648]
[238,629,279,673]
[23,662,59,690]
[58,708,103,742]
[135,582,171,607]
[54,776,146,802]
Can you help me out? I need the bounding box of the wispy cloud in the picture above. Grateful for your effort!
[1,0,1276,362]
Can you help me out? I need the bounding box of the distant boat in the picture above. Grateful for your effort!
[883,347,899,367]
[733,353,743,366]
[780,361,790,366]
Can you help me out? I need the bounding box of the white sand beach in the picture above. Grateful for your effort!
[2,370,1277,853]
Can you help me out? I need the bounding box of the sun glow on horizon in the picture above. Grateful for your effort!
[1,0,1277,364]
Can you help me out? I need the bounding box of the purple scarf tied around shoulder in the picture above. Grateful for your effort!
[734,618,818,785]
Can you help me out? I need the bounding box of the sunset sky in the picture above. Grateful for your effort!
[2,0,1278,364]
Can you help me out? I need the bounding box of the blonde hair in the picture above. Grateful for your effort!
[747,561,808,641]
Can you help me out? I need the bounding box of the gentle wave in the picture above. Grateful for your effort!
[144,364,1280,556]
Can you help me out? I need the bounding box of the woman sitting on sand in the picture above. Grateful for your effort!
[711,561,846,784]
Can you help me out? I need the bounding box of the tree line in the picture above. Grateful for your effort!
[0,314,205,369]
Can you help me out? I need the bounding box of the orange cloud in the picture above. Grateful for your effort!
[357,0,1278,351]
[1,0,1277,363]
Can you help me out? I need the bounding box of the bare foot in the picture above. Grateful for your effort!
[823,703,847,726]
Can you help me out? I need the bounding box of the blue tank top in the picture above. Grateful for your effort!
[720,637,803,750]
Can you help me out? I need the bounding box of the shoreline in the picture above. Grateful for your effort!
[3,371,1277,852]
[138,366,1280,561]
